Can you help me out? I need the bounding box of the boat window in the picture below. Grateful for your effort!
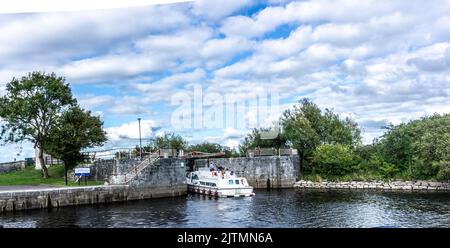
[192,174,199,180]
[228,180,234,185]
[200,181,205,185]
[211,183,216,187]
[235,180,240,184]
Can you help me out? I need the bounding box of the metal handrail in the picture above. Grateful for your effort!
[120,155,160,184]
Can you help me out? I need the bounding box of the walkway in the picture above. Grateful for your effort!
[0,185,57,192]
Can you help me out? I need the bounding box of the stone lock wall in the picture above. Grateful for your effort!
[128,158,186,188]
[73,158,140,181]
[194,155,300,188]
[294,180,450,191]
[0,185,186,213]
[0,161,26,174]
[0,158,188,213]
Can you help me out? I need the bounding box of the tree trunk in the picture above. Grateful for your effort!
[64,164,68,185]
[38,145,49,178]
[299,150,304,178]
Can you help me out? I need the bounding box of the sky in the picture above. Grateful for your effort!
[1,0,450,162]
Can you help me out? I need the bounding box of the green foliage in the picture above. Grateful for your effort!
[0,165,103,186]
[311,144,361,176]
[433,161,450,181]
[189,142,224,153]
[238,127,287,155]
[378,161,398,179]
[188,142,240,157]
[0,72,77,178]
[145,133,188,151]
[378,114,450,180]
[281,98,361,173]
[45,107,107,175]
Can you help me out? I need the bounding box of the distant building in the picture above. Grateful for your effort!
[34,149,62,170]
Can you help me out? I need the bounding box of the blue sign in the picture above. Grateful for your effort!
[74,167,91,176]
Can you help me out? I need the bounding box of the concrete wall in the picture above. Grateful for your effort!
[294,180,450,191]
[88,158,186,186]
[128,158,186,188]
[0,161,26,174]
[0,185,186,213]
[70,158,142,181]
[0,158,188,213]
[194,155,300,188]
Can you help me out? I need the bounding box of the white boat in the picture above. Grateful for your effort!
[186,168,255,197]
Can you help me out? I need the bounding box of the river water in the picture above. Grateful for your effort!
[1,189,450,228]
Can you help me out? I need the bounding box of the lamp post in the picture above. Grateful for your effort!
[138,118,142,160]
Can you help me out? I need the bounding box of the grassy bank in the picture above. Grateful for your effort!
[0,165,104,186]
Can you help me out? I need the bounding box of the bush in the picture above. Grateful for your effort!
[378,161,398,179]
[368,153,398,178]
[312,144,360,176]
[411,159,437,179]
[433,161,450,181]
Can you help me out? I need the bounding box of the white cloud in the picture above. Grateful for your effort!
[200,37,255,67]
[78,95,114,110]
[107,96,155,115]
[1,0,450,153]
[0,6,190,65]
[0,142,35,163]
[105,119,160,141]
[192,0,253,21]
[60,53,171,83]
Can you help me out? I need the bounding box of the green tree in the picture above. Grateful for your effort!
[281,98,361,173]
[45,107,107,184]
[311,144,360,176]
[377,114,450,179]
[146,133,188,151]
[0,72,76,178]
[238,127,287,155]
[189,142,224,153]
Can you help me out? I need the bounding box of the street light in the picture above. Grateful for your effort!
[138,118,142,160]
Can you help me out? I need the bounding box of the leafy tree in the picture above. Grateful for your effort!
[378,123,414,173]
[281,98,361,173]
[0,72,76,178]
[189,142,224,153]
[311,144,360,176]
[223,146,241,158]
[377,114,450,179]
[45,107,107,184]
[282,113,319,173]
[238,127,287,155]
[433,161,450,181]
[145,133,188,151]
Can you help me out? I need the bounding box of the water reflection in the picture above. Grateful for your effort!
[1,189,449,228]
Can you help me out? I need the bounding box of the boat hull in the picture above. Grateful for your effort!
[187,184,255,197]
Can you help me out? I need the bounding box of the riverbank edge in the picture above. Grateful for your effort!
[294,180,450,191]
[0,184,187,213]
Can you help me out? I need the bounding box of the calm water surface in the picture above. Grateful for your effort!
[1,189,449,228]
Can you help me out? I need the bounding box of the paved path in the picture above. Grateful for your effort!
[0,185,57,192]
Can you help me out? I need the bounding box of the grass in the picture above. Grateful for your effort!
[0,165,104,187]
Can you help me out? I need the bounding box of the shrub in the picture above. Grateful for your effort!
[368,153,398,178]
[433,161,450,181]
[378,161,398,179]
[312,144,360,176]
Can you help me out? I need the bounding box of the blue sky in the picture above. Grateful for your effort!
[1,0,450,162]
